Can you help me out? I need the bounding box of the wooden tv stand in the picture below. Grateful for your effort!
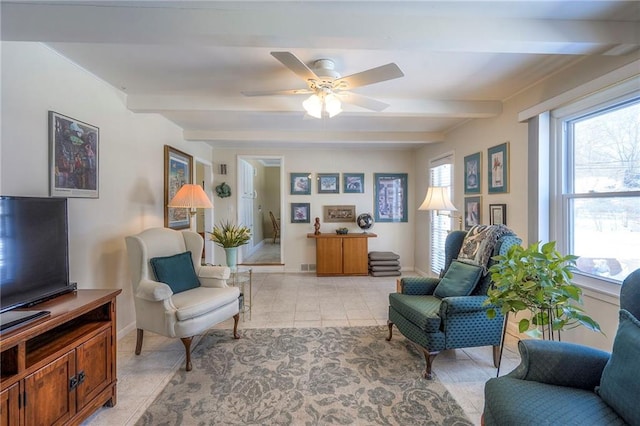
[0,289,121,425]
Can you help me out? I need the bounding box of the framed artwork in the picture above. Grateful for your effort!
[464,152,481,194]
[164,145,193,230]
[323,205,356,223]
[488,142,509,193]
[291,203,310,223]
[374,173,408,223]
[489,204,507,226]
[343,173,365,193]
[49,111,99,198]
[464,196,482,230]
[317,173,340,194]
[290,173,311,195]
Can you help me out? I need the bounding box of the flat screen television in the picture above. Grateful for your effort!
[0,196,76,318]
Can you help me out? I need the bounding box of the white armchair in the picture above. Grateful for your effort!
[125,227,240,371]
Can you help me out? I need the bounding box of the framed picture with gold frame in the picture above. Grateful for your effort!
[164,145,193,229]
[323,205,356,223]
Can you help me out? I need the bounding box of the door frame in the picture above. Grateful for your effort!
[194,157,214,265]
[236,154,284,265]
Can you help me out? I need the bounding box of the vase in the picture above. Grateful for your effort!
[224,247,238,268]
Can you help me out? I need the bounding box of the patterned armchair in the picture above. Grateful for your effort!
[387,226,521,379]
[482,268,640,425]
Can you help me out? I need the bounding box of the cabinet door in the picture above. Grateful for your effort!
[316,238,343,275]
[1,382,20,426]
[343,238,369,275]
[75,329,111,409]
[24,351,75,426]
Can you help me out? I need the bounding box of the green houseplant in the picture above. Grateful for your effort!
[209,220,251,248]
[485,241,601,338]
[209,220,251,268]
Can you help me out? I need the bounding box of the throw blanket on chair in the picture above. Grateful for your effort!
[457,224,513,273]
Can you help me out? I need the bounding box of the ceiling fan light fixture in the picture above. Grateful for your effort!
[325,94,342,117]
[303,94,323,118]
[303,92,342,119]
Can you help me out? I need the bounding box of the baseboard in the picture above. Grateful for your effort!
[117,321,136,341]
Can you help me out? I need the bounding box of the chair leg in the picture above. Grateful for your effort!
[386,321,394,341]
[135,328,144,355]
[418,345,439,380]
[493,344,501,368]
[181,337,193,371]
[233,313,240,339]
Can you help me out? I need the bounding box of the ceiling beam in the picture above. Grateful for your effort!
[184,130,444,144]
[127,95,502,118]
[3,2,638,55]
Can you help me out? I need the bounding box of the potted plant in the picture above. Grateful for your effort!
[485,241,601,338]
[209,220,251,268]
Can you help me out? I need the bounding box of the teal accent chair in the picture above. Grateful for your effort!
[483,268,640,426]
[386,228,521,379]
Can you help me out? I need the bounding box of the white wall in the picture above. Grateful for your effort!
[1,42,213,335]
[415,52,640,350]
[211,148,416,272]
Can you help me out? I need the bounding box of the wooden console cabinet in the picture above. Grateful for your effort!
[0,289,121,426]
[307,233,377,276]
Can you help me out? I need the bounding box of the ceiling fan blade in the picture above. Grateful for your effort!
[338,92,390,112]
[242,88,313,97]
[334,63,404,90]
[271,51,318,82]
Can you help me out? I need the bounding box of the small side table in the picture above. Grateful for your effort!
[229,266,252,321]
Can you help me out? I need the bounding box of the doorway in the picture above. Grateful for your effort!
[195,159,214,265]
[237,155,283,265]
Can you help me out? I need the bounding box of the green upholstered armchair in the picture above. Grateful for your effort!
[386,227,521,379]
[482,268,640,425]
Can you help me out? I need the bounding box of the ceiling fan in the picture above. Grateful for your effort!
[242,51,404,118]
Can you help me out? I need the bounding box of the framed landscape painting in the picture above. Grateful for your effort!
[49,111,99,198]
[164,145,193,229]
[374,173,408,222]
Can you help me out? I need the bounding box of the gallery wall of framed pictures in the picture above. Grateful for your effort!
[287,172,408,224]
[462,142,509,229]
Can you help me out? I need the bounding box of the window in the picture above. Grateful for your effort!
[552,89,640,283]
[430,155,454,275]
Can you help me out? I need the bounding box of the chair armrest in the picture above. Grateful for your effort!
[507,339,610,390]
[397,277,439,295]
[198,265,231,288]
[135,279,173,301]
[439,295,494,316]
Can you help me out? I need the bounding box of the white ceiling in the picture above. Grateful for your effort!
[2,1,639,149]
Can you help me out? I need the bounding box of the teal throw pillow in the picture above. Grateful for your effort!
[596,309,640,425]
[150,251,200,294]
[433,260,483,298]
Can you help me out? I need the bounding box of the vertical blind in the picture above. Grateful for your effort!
[430,154,454,275]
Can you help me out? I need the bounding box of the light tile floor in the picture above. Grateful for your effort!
[83,273,521,425]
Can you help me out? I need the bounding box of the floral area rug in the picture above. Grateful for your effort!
[137,326,472,425]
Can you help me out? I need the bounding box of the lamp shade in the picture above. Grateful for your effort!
[303,94,323,119]
[168,184,213,209]
[303,92,342,119]
[418,186,457,211]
